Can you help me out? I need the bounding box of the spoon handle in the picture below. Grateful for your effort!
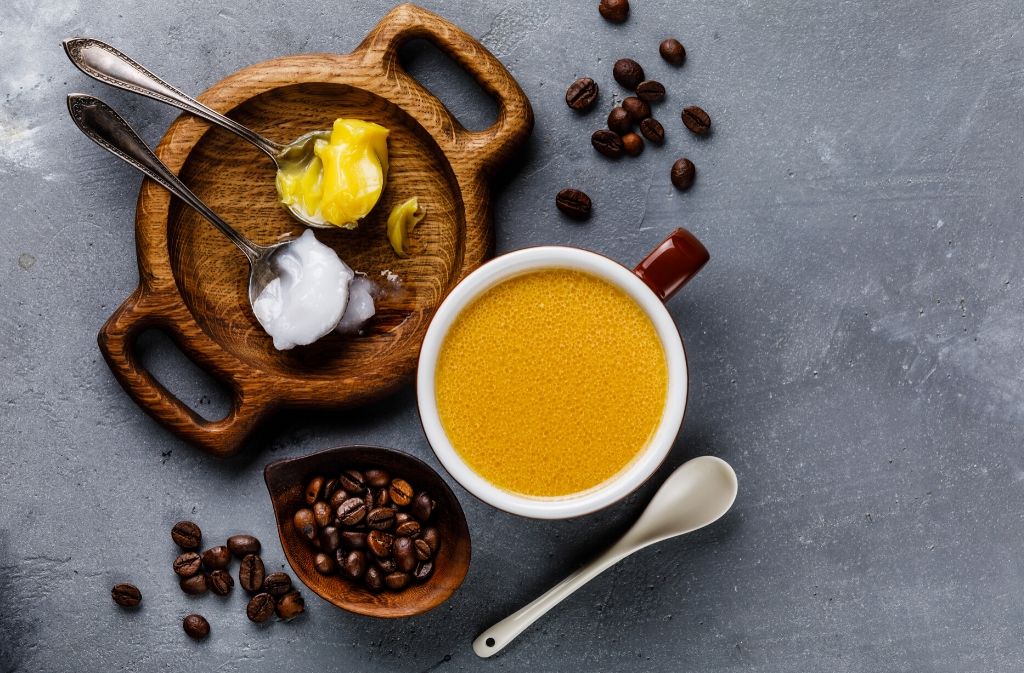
[63,38,281,159]
[67,94,260,260]
[473,539,637,658]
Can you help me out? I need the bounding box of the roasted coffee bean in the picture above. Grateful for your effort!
[293,508,317,542]
[375,556,398,574]
[681,105,711,135]
[305,475,326,505]
[365,487,388,509]
[367,529,394,557]
[246,592,275,623]
[342,550,368,580]
[312,501,333,528]
[591,129,623,159]
[555,188,592,221]
[323,477,339,497]
[414,561,434,582]
[365,566,384,592]
[336,497,367,526]
[660,38,686,66]
[340,530,367,550]
[171,521,201,550]
[393,537,417,573]
[111,583,141,607]
[183,613,210,640]
[639,117,665,144]
[394,513,421,537]
[389,479,414,506]
[328,488,349,510]
[607,106,632,135]
[410,492,435,522]
[565,77,599,111]
[180,573,208,595]
[598,0,629,23]
[226,534,260,558]
[413,538,433,562]
[263,572,292,598]
[670,158,696,190]
[622,96,650,121]
[622,132,644,156]
[319,526,341,554]
[276,591,305,620]
[367,507,396,530]
[421,527,440,555]
[385,572,411,591]
[239,554,265,593]
[613,58,645,89]
[339,469,366,494]
[173,552,202,578]
[364,469,390,489]
[636,80,666,102]
[208,569,234,596]
[314,552,336,575]
[201,545,231,571]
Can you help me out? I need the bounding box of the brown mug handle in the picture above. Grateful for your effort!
[632,228,710,301]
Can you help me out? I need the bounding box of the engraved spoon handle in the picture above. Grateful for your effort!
[63,38,282,159]
[67,94,261,260]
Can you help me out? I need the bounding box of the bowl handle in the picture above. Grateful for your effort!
[98,289,270,457]
[633,228,710,302]
[356,3,534,175]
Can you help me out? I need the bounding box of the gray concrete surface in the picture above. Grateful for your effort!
[2,0,1023,670]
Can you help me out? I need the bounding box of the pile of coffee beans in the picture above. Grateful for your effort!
[293,468,440,592]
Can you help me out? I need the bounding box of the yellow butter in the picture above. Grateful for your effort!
[275,118,389,229]
[386,197,426,257]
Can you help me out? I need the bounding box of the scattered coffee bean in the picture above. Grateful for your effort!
[607,107,632,135]
[340,530,367,550]
[367,529,394,557]
[565,77,599,111]
[312,501,333,528]
[375,556,398,574]
[365,566,384,592]
[305,476,326,505]
[180,573,208,595]
[640,117,665,144]
[414,538,433,562]
[208,569,234,596]
[421,527,440,555]
[239,554,265,593]
[621,132,644,156]
[622,96,650,121]
[670,158,696,190]
[414,561,434,582]
[660,38,686,66]
[367,506,395,530]
[314,552,335,575]
[389,479,414,507]
[276,591,305,620]
[339,469,366,494]
[341,549,368,580]
[336,498,367,527]
[410,492,435,522]
[371,487,390,508]
[681,105,711,135]
[613,58,645,89]
[293,508,317,542]
[111,583,141,607]
[591,129,623,159]
[201,545,231,571]
[598,0,629,23]
[636,80,666,102]
[328,489,349,510]
[364,469,390,489]
[173,552,202,578]
[183,613,210,640]
[319,526,341,554]
[393,536,417,573]
[385,572,411,591]
[171,521,202,550]
[226,534,260,558]
[246,592,275,623]
[263,572,292,598]
[394,513,421,537]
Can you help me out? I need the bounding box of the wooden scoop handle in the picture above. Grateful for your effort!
[98,289,270,457]
[357,3,534,174]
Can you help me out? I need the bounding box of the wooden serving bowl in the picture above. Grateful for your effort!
[96,4,533,457]
[264,445,471,618]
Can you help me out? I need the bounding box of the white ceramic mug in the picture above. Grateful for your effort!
[417,229,709,519]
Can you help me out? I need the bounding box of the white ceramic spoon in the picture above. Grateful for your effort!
[473,455,738,658]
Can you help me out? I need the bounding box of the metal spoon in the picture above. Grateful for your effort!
[62,38,330,228]
[66,93,290,313]
[473,455,738,657]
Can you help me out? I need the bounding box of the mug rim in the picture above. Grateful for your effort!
[416,245,688,519]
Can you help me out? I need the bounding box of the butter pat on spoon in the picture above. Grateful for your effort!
[473,455,738,657]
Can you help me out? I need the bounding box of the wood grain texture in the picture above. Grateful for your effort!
[264,445,471,618]
[96,3,534,457]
